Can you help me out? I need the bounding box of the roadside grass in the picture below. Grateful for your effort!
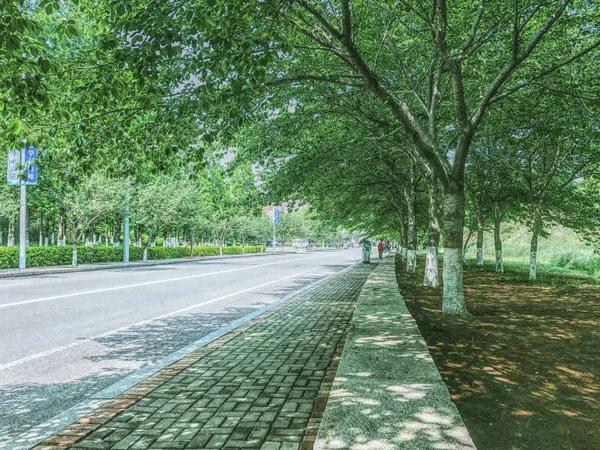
[463,224,600,278]
[396,255,600,450]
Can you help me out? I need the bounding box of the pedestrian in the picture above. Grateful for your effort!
[377,239,384,260]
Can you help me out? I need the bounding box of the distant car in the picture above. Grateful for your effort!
[266,240,282,247]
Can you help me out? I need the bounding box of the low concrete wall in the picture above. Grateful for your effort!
[314,256,476,450]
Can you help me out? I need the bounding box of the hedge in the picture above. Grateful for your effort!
[0,245,264,269]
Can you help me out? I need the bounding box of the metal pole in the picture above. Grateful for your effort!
[19,148,26,269]
[272,214,276,254]
[123,178,130,263]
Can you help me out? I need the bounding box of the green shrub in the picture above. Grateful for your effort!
[0,244,264,269]
[147,246,190,260]
[0,247,20,269]
[193,246,220,257]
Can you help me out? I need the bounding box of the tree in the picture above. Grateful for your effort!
[133,176,184,260]
[63,173,123,266]
[506,95,600,280]
[117,0,596,314]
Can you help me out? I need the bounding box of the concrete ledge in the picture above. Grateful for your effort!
[314,256,476,450]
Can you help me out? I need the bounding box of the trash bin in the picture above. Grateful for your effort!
[362,242,371,263]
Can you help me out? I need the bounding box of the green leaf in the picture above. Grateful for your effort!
[39,59,50,73]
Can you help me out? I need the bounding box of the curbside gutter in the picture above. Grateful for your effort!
[314,256,477,450]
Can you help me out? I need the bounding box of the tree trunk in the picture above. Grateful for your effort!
[423,181,440,287]
[476,219,484,266]
[58,214,64,246]
[400,218,408,261]
[72,244,78,267]
[493,205,503,273]
[406,199,417,273]
[530,209,542,281]
[39,212,43,246]
[8,219,14,247]
[441,185,469,316]
[242,236,245,254]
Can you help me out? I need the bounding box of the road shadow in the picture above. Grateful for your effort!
[0,304,268,446]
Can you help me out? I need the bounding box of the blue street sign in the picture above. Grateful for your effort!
[25,146,37,185]
[273,209,281,225]
[6,150,20,186]
[6,147,37,186]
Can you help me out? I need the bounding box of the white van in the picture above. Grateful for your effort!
[292,239,309,249]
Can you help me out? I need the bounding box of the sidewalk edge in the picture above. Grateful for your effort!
[313,255,477,450]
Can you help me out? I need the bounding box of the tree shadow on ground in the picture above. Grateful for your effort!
[0,274,323,446]
[317,376,476,450]
[395,256,600,450]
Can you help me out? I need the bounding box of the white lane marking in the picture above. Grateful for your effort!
[0,266,324,371]
[0,282,27,288]
[0,255,328,310]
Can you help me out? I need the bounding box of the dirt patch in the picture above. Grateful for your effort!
[395,257,600,450]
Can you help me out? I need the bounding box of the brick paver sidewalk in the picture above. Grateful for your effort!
[36,265,373,450]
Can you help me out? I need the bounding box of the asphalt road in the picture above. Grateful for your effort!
[0,249,362,447]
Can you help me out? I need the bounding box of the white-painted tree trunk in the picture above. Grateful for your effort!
[405,184,418,273]
[529,210,542,281]
[402,247,407,260]
[72,246,78,267]
[143,247,148,261]
[406,250,417,273]
[423,246,439,287]
[423,180,440,287]
[529,252,537,281]
[495,250,503,273]
[476,248,484,266]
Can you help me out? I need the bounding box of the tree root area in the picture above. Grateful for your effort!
[395,256,600,450]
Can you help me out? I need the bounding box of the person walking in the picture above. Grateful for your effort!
[377,239,384,260]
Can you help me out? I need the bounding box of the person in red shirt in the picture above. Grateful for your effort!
[377,239,384,260]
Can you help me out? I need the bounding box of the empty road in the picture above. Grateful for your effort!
[0,249,361,447]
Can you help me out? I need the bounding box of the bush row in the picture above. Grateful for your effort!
[0,245,264,269]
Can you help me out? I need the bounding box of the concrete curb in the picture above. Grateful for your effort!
[1,260,361,450]
[314,256,477,450]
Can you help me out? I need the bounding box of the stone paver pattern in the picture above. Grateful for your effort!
[35,264,373,450]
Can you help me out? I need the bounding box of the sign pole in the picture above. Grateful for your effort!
[19,148,26,270]
[123,178,130,263]
[272,215,276,254]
